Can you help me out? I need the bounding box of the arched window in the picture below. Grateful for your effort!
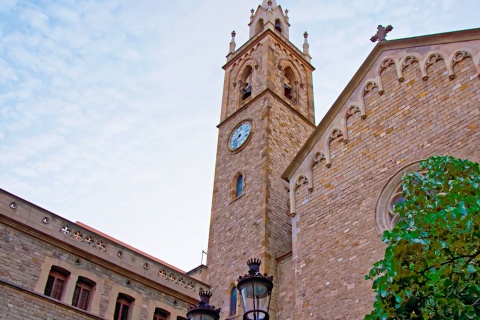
[236,175,244,198]
[284,67,296,100]
[72,276,95,310]
[275,19,282,33]
[230,287,238,316]
[255,19,264,34]
[240,66,253,100]
[153,308,170,320]
[44,266,70,301]
[114,293,135,320]
[376,162,424,233]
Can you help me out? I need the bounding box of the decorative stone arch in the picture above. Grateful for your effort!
[289,174,309,217]
[345,103,366,121]
[362,79,381,97]
[399,53,422,82]
[254,18,264,34]
[474,50,480,78]
[420,51,448,81]
[278,58,302,104]
[376,57,396,94]
[448,49,474,80]
[375,161,423,233]
[322,127,345,168]
[377,56,402,84]
[234,59,259,103]
[311,150,327,169]
[234,58,259,84]
[343,103,366,143]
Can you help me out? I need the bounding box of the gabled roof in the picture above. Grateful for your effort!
[282,27,480,180]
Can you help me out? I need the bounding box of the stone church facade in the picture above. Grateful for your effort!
[1,1,479,319]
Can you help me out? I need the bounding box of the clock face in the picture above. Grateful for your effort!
[230,123,251,150]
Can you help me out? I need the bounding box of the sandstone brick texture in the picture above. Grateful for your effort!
[289,39,480,319]
[0,279,103,320]
[207,29,315,319]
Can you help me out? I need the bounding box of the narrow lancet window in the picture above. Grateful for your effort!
[236,175,244,197]
[230,287,238,316]
[240,66,253,101]
[275,19,282,33]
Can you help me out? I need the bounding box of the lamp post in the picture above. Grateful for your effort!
[237,259,274,320]
[186,290,220,320]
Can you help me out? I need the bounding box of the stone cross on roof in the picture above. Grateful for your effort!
[262,0,277,7]
[370,25,393,42]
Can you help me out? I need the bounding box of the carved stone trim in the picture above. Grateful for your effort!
[449,50,473,80]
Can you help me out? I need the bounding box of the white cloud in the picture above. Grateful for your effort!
[0,0,479,270]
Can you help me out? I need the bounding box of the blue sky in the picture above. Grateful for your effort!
[1,0,479,271]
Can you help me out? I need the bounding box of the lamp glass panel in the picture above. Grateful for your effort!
[240,282,270,319]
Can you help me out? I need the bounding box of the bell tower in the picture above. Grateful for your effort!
[207,1,316,318]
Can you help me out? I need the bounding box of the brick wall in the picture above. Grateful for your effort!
[290,40,480,319]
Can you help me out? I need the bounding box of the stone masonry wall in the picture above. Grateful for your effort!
[0,280,102,320]
[0,221,190,319]
[208,32,315,319]
[290,40,480,319]
[276,254,294,320]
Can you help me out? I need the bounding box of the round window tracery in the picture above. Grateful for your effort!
[375,162,425,233]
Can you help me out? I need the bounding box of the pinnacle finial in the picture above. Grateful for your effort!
[229,31,236,54]
[303,31,310,56]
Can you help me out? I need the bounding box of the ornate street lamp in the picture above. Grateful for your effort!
[186,290,220,320]
[237,259,274,320]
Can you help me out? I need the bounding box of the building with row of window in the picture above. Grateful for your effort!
[0,187,207,319]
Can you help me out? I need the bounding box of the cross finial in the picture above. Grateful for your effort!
[370,25,393,42]
[231,30,236,39]
[304,31,308,39]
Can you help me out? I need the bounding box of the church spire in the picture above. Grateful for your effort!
[249,0,290,39]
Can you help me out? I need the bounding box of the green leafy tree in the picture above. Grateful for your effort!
[365,155,480,320]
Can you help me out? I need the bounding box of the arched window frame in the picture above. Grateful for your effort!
[255,18,264,34]
[44,266,71,301]
[114,293,135,320]
[72,276,96,311]
[238,65,254,102]
[375,161,424,233]
[283,66,296,102]
[233,172,245,199]
[153,307,170,320]
[275,19,282,33]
